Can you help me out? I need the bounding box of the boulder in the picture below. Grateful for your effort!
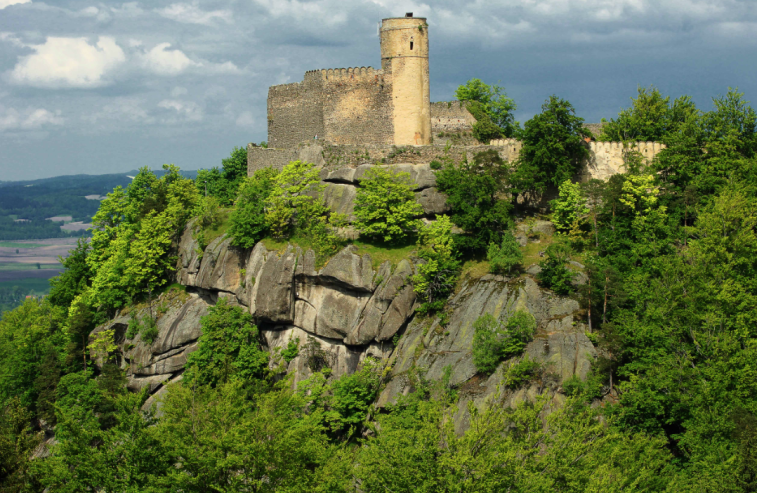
[415,187,450,216]
[176,220,202,285]
[320,246,374,292]
[254,245,298,324]
[354,163,436,191]
[294,280,372,339]
[242,242,270,309]
[195,236,246,294]
[321,183,357,219]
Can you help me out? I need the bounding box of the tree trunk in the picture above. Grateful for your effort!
[603,274,609,325]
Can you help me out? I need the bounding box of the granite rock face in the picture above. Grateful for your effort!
[378,275,593,432]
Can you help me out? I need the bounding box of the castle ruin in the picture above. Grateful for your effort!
[248,14,664,184]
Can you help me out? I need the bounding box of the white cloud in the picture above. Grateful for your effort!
[0,0,30,9]
[0,106,63,131]
[157,3,232,25]
[9,36,125,88]
[235,111,255,127]
[171,86,188,97]
[157,99,203,121]
[141,42,197,75]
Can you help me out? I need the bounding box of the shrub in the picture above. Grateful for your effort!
[551,180,589,233]
[472,311,536,374]
[455,79,518,138]
[196,196,222,230]
[281,337,300,364]
[412,216,460,314]
[353,167,423,244]
[503,356,542,389]
[429,159,443,170]
[265,160,322,238]
[537,243,574,295]
[487,231,523,274]
[184,298,269,388]
[228,168,277,248]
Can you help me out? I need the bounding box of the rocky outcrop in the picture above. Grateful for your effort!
[377,275,594,432]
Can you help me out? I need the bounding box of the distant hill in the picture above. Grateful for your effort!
[0,169,198,241]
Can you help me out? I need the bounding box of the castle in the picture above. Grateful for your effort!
[247,14,665,183]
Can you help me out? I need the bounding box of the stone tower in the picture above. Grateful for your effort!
[380,14,431,146]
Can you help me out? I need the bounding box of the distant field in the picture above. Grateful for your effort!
[0,263,62,271]
[0,277,52,293]
[0,241,50,248]
[0,269,62,283]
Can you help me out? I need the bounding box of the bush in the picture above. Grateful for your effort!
[353,167,423,244]
[412,216,460,314]
[503,356,542,389]
[265,160,322,238]
[281,337,300,364]
[429,159,443,170]
[184,298,269,389]
[550,180,589,233]
[195,146,248,205]
[537,243,574,295]
[228,168,277,248]
[455,78,518,137]
[487,231,523,274]
[472,311,536,374]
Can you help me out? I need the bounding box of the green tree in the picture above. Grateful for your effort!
[512,96,589,196]
[435,149,513,252]
[196,146,249,205]
[599,86,698,142]
[184,298,269,389]
[265,160,322,238]
[455,78,518,139]
[353,167,423,244]
[228,168,277,249]
[412,216,460,314]
[487,231,522,274]
[551,179,589,233]
[537,242,574,295]
[0,397,41,491]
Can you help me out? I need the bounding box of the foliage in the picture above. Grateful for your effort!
[195,146,248,205]
[537,242,575,294]
[0,397,41,490]
[551,179,589,233]
[503,355,542,389]
[353,167,423,244]
[412,216,461,314]
[125,314,159,344]
[87,165,200,313]
[184,298,269,389]
[281,337,300,364]
[599,86,699,142]
[265,160,321,238]
[487,230,523,274]
[472,311,536,374]
[455,78,519,138]
[228,167,277,249]
[435,149,513,252]
[512,96,589,195]
[48,238,91,308]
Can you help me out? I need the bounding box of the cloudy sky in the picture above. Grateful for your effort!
[0,0,755,180]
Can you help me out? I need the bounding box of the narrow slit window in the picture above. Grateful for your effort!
[410,41,414,50]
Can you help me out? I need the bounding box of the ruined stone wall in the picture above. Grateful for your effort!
[321,67,394,146]
[267,71,324,149]
[489,139,666,181]
[431,101,476,134]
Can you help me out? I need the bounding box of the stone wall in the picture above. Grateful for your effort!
[430,101,476,134]
[489,139,666,181]
[321,67,394,146]
[267,70,325,149]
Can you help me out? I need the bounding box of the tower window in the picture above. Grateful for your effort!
[410,41,414,50]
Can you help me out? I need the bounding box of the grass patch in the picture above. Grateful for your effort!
[198,209,232,248]
[459,258,490,280]
[0,241,50,248]
[521,235,554,268]
[0,263,62,271]
[351,239,416,270]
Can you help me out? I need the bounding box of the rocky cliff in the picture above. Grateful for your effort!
[91,163,596,423]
